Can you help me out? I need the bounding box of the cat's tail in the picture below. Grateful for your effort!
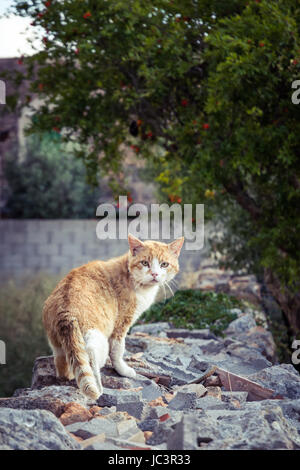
[57,316,100,400]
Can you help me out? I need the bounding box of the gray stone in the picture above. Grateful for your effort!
[147,406,171,419]
[195,396,230,410]
[104,437,153,450]
[116,401,148,420]
[166,405,300,450]
[201,405,300,450]
[31,356,135,391]
[97,388,143,407]
[168,384,207,410]
[95,406,117,416]
[221,391,248,405]
[235,327,277,363]
[31,356,70,389]
[176,383,207,397]
[148,416,181,446]
[117,417,140,437]
[225,314,257,336]
[84,441,121,450]
[279,399,300,433]
[249,364,300,399]
[67,412,139,441]
[146,359,198,386]
[168,391,198,410]
[0,408,80,450]
[187,357,212,373]
[199,339,224,355]
[167,415,199,450]
[130,322,171,336]
[0,385,89,417]
[187,352,270,377]
[131,377,163,401]
[66,417,119,440]
[166,329,218,340]
[244,399,300,435]
[138,418,160,432]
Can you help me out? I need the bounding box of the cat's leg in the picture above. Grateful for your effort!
[53,346,74,380]
[85,329,109,396]
[109,336,136,379]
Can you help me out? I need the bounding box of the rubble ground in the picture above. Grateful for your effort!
[0,310,300,450]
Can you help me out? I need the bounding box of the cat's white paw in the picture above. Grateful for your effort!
[115,363,136,379]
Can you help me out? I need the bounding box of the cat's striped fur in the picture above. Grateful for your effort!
[43,234,184,400]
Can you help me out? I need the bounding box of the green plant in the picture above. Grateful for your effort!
[8,0,300,336]
[0,275,56,397]
[3,135,101,218]
[269,319,292,364]
[140,289,241,336]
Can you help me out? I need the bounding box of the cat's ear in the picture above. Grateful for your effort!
[128,233,145,256]
[168,237,184,257]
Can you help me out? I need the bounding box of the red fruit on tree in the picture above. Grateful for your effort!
[181,99,188,107]
[83,11,92,19]
[259,42,265,47]
[203,123,210,130]
[130,145,140,153]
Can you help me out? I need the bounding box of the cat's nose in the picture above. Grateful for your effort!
[151,272,158,278]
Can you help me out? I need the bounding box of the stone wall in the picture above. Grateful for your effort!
[0,219,209,283]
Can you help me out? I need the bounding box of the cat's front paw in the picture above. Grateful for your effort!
[115,362,136,379]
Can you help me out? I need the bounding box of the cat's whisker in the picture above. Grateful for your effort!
[162,283,167,303]
[165,281,174,298]
[169,279,178,293]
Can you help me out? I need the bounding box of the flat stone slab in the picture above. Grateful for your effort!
[0,408,80,450]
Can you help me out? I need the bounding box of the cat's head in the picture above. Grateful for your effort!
[127,234,184,287]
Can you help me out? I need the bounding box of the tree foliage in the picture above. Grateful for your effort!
[4,135,101,218]
[9,0,300,332]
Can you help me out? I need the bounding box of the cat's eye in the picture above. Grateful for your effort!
[161,262,169,268]
[141,260,149,267]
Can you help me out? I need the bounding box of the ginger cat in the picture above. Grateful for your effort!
[43,234,184,400]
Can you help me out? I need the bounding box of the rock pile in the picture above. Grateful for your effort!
[181,258,263,307]
[1,310,300,450]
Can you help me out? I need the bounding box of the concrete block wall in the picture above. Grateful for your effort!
[0,219,209,283]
